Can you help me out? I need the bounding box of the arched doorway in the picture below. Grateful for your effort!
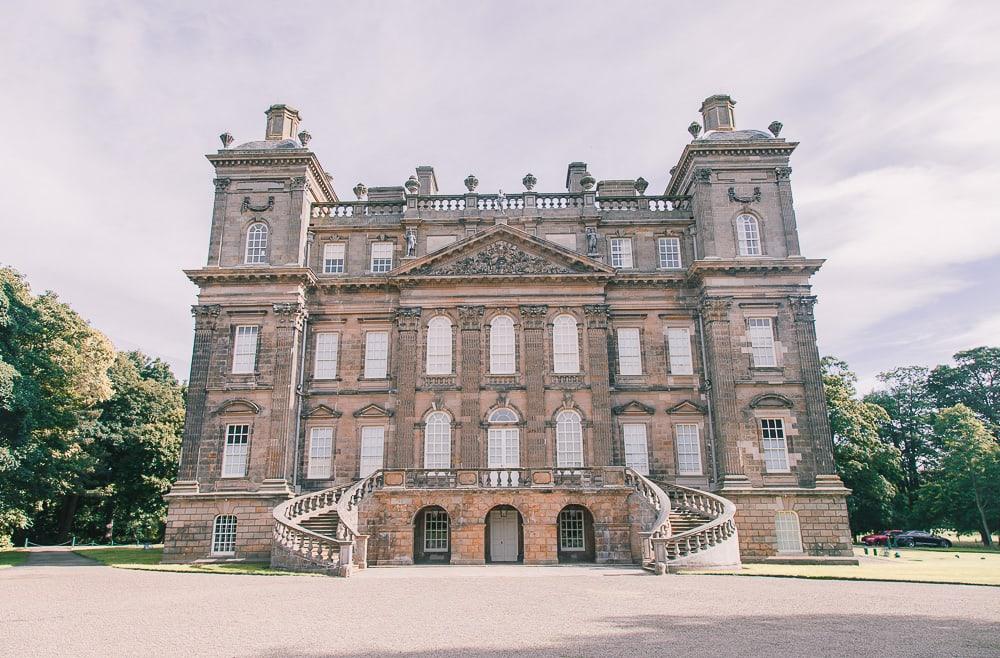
[556,505,596,563]
[485,505,523,563]
[413,506,451,564]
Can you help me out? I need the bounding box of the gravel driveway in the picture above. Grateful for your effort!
[2,550,998,657]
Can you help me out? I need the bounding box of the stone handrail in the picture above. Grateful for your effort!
[271,484,353,574]
[623,469,674,571]
[650,480,738,569]
[597,195,691,212]
[388,467,623,490]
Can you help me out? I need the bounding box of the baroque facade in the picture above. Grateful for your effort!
[163,96,854,572]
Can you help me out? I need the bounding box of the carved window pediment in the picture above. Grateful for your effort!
[612,400,656,416]
[303,404,343,419]
[666,400,706,415]
[214,398,261,415]
[353,403,394,418]
[749,393,794,409]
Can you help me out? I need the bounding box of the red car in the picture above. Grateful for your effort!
[861,529,903,546]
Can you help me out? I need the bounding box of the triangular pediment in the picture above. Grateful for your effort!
[353,403,394,418]
[612,400,656,416]
[303,404,343,419]
[666,400,706,415]
[393,225,613,279]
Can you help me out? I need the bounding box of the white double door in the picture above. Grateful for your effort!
[489,509,518,562]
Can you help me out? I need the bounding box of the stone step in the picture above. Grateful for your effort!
[300,510,341,539]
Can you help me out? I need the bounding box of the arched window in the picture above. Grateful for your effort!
[556,410,584,467]
[424,411,452,469]
[552,315,580,373]
[212,514,237,555]
[487,408,519,470]
[775,511,803,553]
[490,315,515,374]
[426,316,453,375]
[245,222,269,264]
[736,214,761,256]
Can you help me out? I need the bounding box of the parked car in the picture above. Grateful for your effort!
[861,529,903,546]
[894,531,953,548]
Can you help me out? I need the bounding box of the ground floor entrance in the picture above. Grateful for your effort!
[486,506,523,563]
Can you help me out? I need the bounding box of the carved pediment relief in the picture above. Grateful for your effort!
[353,403,394,418]
[612,400,656,415]
[303,404,343,419]
[214,398,261,415]
[412,239,589,276]
[749,393,794,409]
[666,400,706,415]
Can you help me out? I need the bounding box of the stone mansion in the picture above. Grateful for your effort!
[163,96,854,572]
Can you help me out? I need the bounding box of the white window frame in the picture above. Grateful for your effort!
[423,509,450,552]
[245,223,268,264]
[748,317,777,368]
[622,423,650,475]
[558,508,586,551]
[370,242,394,273]
[211,515,237,556]
[775,511,803,553]
[423,411,452,469]
[487,408,520,469]
[221,424,250,478]
[359,426,385,478]
[616,327,642,376]
[555,410,584,468]
[306,427,334,479]
[609,237,634,268]
[675,424,702,475]
[425,316,453,375]
[737,214,762,256]
[761,418,790,472]
[231,325,259,375]
[363,331,389,379]
[322,242,346,274]
[489,315,516,375]
[666,327,694,375]
[552,314,580,374]
[313,332,340,380]
[657,237,682,269]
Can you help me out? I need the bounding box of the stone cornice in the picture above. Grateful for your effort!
[206,150,337,202]
[686,258,823,280]
[665,140,798,196]
[185,266,318,287]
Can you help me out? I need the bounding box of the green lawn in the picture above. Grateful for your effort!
[73,546,314,576]
[685,546,1000,586]
[0,550,29,569]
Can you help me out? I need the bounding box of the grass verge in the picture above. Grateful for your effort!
[0,550,29,569]
[73,547,314,576]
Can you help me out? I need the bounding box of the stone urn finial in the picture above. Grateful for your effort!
[219,132,234,148]
[298,129,312,147]
[353,182,368,200]
[464,174,479,192]
[634,177,649,195]
[580,173,596,191]
[688,122,702,139]
[405,175,420,195]
[522,173,537,191]
[768,120,783,137]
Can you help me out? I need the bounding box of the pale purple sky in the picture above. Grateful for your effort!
[2,1,998,393]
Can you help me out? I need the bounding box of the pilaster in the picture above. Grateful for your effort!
[262,302,307,494]
[458,306,485,467]
[775,167,802,257]
[789,296,837,481]
[584,304,614,466]
[692,168,719,259]
[393,307,422,468]
[176,304,222,487]
[520,305,548,467]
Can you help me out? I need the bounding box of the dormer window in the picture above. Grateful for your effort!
[245,223,269,264]
[736,214,761,256]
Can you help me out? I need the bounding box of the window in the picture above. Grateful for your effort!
[666,327,694,375]
[426,316,453,375]
[424,412,451,469]
[323,243,346,273]
[489,315,515,374]
[623,423,649,475]
[314,332,339,379]
[556,410,584,467]
[364,331,389,379]
[546,233,577,251]
[424,510,449,552]
[245,223,268,264]
[761,418,790,472]
[307,427,333,479]
[748,317,777,367]
[211,515,237,555]
[552,315,580,373]
[775,511,803,553]
[616,328,642,375]
[222,424,250,477]
[657,237,682,269]
[559,508,586,551]
[370,242,394,272]
[737,214,761,256]
[426,235,457,253]
[359,426,385,478]
[487,408,520,469]
[231,325,259,374]
[675,424,702,475]
[609,238,634,268]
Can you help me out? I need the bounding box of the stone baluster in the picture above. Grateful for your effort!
[263,303,307,492]
[458,306,485,467]
[392,307,422,468]
[790,296,836,480]
[584,304,614,466]
[176,304,221,483]
[520,305,548,466]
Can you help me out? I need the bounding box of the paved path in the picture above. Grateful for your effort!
[2,557,998,657]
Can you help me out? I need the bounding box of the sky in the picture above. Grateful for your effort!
[1,0,998,394]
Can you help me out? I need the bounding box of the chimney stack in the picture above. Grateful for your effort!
[565,162,589,192]
[416,166,439,195]
[264,104,301,140]
[700,95,736,132]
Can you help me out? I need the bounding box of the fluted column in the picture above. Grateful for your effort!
[790,296,835,480]
[692,167,718,259]
[392,307,422,468]
[176,304,221,484]
[584,304,614,466]
[263,303,307,491]
[775,167,802,257]
[521,305,548,467]
[458,306,485,467]
[699,296,749,487]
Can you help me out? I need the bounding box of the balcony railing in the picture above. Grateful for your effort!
[385,467,628,490]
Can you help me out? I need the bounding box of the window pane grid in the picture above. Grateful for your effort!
[222,424,249,477]
[245,223,268,264]
[490,316,515,374]
[487,428,520,468]
[610,238,634,268]
[370,242,393,273]
[307,428,333,479]
[737,215,761,256]
[559,509,586,551]
[748,318,777,367]
[657,237,682,268]
[426,317,453,374]
[424,510,449,551]
[364,331,389,379]
[232,325,259,374]
[314,332,339,379]
[556,411,584,467]
[623,424,649,475]
[675,424,702,475]
[323,243,346,274]
[212,515,237,555]
[424,412,452,469]
[552,315,580,373]
[761,418,790,472]
[666,327,694,375]
[617,328,642,375]
[775,511,803,553]
[359,427,385,478]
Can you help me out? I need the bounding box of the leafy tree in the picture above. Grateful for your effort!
[928,347,1000,441]
[917,405,1000,546]
[822,357,902,535]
